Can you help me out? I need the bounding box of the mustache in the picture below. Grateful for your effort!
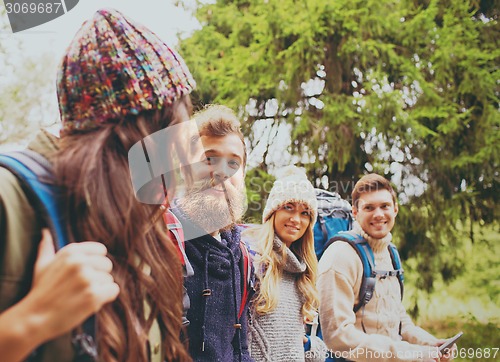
[188,177,234,194]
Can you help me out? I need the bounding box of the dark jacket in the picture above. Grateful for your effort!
[172,207,253,362]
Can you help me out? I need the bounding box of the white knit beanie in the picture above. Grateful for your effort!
[262,166,318,224]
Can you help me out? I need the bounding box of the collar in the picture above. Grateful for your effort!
[27,129,59,159]
[273,236,306,274]
[352,221,392,253]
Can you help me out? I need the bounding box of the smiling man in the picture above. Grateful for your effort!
[171,105,253,362]
[176,109,246,238]
[317,174,454,362]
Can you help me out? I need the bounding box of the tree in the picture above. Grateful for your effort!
[0,11,58,146]
[179,0,499,296]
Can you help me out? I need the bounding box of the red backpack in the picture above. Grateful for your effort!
[163,208,190,270]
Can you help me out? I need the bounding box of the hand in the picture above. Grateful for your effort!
[27,229,120,341]
[436,339,457,361]
[420,345,440,362]
[0,229,119,362]
[303,335,308,344]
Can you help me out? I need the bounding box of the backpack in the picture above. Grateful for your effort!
[163,208,194,277]
[317,231,405,362]
[238,241,254,319]
[323,231,404,314]
[0,150,97,362]
[313,188,353,259]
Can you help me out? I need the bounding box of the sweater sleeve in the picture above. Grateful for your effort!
[399,303,439,346]
[0,167,40,309]
[305,335,327,362]
[317,242,439,362]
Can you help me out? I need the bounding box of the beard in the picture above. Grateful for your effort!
[177,178,246,235]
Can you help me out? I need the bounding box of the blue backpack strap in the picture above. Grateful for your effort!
[387,242,404,300]
[0,150,69,249]
[387,242,405,336]
[324,231,377,313]
[0,150,97,362]
[318,214,328,244]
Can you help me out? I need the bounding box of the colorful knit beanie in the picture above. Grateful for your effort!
[262,166,318,224]
[57,8,195,134]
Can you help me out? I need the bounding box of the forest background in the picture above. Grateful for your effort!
[1,1,498,360]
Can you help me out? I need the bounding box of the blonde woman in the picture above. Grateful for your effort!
[244,166,327,362]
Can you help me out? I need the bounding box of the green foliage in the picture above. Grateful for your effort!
[448,226,500,303]
[403,223,499,327]
[422,318,500,362]
[0,52,57,145]
[244,167,275,223]
[179,0,500,295]
[0,12,58,145]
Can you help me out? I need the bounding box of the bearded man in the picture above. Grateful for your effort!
[171,105,253,362]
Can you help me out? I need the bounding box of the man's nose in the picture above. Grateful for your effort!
[212,162,231,181]
[373,207,384,217]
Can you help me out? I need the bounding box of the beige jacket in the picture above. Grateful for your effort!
[317,230,439,361]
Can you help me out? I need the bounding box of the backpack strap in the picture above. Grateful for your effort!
[0,150,69,248]
[163,208,194,277]
[0,150,98,362]
[325,231,377,313]
[387,242,404,300]
[318,214,328,244]
[238,241,254,320]
[388,242,405,337]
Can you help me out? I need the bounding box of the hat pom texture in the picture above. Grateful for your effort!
[57,8,195,134]
[262,166,318,224]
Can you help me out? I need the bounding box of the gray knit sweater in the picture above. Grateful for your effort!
[248,237,327,362]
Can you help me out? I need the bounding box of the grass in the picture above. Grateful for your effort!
[404,225,499,361]
[421,318,499,362]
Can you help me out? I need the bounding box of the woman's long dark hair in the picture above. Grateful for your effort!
[53,95,192,362]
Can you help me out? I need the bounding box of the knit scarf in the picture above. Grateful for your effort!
[272,236,306,274]
[352,221,392,253]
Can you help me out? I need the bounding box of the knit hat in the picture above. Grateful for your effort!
[57,8,195,134]
[262,166,318,224]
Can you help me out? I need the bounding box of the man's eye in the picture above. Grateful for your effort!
[205,156,218,165]
[228,160,240,169]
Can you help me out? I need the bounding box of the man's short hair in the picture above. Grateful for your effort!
[190,105,247,167]
[351,173,397,208]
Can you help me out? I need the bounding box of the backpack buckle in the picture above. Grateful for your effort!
[72,333,98,361]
